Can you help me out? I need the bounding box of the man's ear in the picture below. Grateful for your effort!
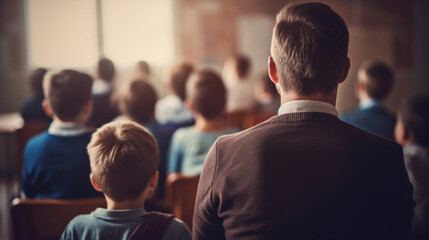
[339,57,351,84]
[42,99,53,117]
[268,56,279,84]
[90,174,103,192]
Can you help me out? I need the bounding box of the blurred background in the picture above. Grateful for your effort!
[0,0,429,238]
[1,0,428,115]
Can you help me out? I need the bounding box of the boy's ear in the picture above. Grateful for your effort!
[185,99,195,113]
[42,99,53,117]
[90,174,103,192]
[84,99,93,115]
[148,171,159,190]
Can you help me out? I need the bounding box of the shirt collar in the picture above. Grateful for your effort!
[359,98,382,110]
[92,208,147,221]
[92,79,112,95]
[278,100,338,117]
[48,120,94,136]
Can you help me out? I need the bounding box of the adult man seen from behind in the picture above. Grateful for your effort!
[193,3,414,240]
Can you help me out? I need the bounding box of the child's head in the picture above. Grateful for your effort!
[135,60,151,78]
[118,79,157,124]
[186,69,226,120]
[260,72,279,98]
[43,69,93,122]
[395,95,429,147]
[165,62,194,101]
[29,67,48,98]
[87,121,158,202]
[97,58,115,83]
[356,60,394,101]
[223,54,251,81]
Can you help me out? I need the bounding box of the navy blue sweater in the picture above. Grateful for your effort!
[22,131,102,199]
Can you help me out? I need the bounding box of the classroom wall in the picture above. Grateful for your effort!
[0,0,28,113]
[176,0,421,114]
[0,0,428,114]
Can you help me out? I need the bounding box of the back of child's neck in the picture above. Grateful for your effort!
[106,196,145,210]
[193,116,225,133]
[53,116,86,125]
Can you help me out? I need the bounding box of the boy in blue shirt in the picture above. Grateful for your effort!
[22,70,101,199]
[61,121,191,240]
[20,67,51,121]
[340,60,396,139]
[168,70,238,176]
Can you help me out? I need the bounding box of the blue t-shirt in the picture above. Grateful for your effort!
[61,208,191,240]
[168,127,238,176]
[22,128,101,199]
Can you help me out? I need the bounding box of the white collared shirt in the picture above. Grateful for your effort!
[155,95,194,124]
[48,120,94,136]
[278,100,338,117]
[359,98,382,110]
[92,79,112,95]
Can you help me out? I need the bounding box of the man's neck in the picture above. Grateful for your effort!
[280,90,337,107]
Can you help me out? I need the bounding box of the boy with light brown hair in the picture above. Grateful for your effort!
[168,69,238,176]
[61,121,191,240]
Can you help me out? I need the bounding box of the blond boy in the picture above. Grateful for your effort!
[61,121,191,239]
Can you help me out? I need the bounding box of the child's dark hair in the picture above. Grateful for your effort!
[261,72,278,97]
[167,62,194,101]
[119,79,157,124]
[233,54,251,79]
[398,95,429,146]
[44,70,93,121]
[98,58,115,83]
[30,68,48,98]
[359,60,394,100]
[187,69,226,120]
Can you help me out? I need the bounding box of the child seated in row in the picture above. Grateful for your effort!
[168,69,238,176]
[87,58,119,128]
[116,79,170,199]
[254,72,281,112]
[61,121,191,239]
[22,70,101,199]
[155,62,195,134]
[222,54,256,112]
[395,94,429,239]
[20,67,51,121]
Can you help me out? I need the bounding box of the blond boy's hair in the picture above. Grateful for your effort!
[87,121,158,202]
